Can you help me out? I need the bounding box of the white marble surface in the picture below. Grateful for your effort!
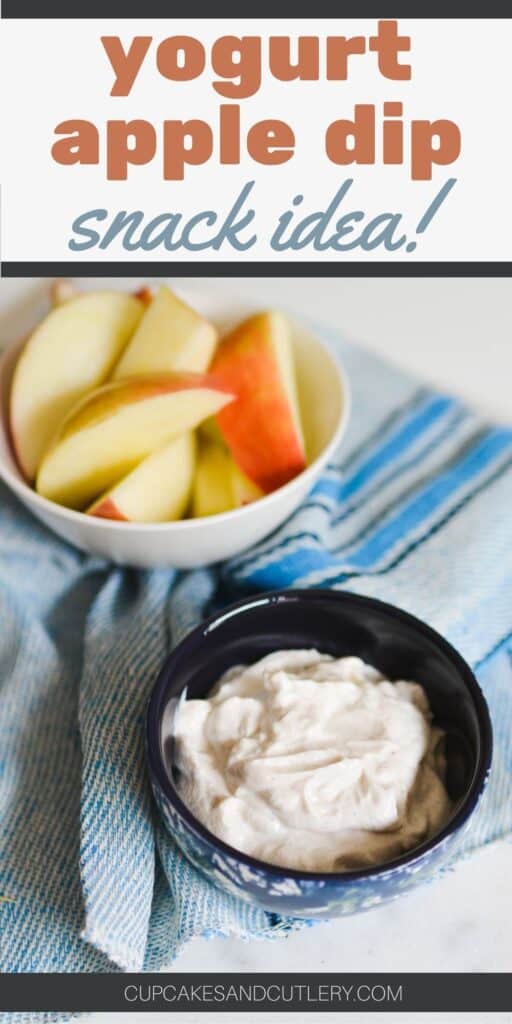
[173,839,511,973]
[0,277,510,1010]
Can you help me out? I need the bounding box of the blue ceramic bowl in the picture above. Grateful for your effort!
[146,589,492,918]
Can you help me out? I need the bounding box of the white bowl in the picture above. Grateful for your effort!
[0,286,350,569]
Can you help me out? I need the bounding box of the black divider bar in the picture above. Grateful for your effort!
[2,2,510,17]
[3,261,512,278]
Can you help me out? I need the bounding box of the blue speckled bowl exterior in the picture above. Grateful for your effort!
[146,589,492,919]
[149,770,485,918]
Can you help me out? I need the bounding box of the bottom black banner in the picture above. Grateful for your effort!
[0,973,510,1013]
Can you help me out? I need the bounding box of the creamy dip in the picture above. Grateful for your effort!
[171,650,452,872]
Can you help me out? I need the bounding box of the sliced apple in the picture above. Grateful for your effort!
[230,461,263,507]
[113,285,217,379]
[51,281,154,309]
[36,373,233,510]
[88,433,196,522]
[10,290,144,480]
[50,279,79,307]
[192,440,263,518]
[133,286,155,307]
[199,416,225,447]
[211,311,306,493]
[192,441,234,517]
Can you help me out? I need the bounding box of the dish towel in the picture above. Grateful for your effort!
[1,327,511,979]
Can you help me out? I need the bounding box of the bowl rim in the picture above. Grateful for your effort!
[146,588,493,883]
[0,323,350,534]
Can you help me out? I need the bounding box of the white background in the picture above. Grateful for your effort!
[2,276,511,420]
[1,19,512,263]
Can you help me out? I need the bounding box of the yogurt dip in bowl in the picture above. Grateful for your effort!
[174,650,452,873]
[146,589,492,918]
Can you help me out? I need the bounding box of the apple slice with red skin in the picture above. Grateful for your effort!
[132,286,154,307]
[88,433,196,523]
[51,281,154,309]
[50,280,79,307]
[36,372,233,510]
[210,311,306,493]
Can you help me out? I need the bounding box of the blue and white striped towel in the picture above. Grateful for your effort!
[1,329,511,976]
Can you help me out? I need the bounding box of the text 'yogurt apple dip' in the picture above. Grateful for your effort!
[171,650,452,872]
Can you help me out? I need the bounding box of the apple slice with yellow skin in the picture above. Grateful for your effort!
[192,440,263,517]
[199,416,225,447]
[230,461,263,506]
[113,285,217,379]
[10,290,144,481]
[197,416,265,508]
[36,373,233,510]
[192,441,234,517]
[88,433,196,522]
[211,311,306,493]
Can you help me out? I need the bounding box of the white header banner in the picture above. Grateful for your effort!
[1,18,511,264]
